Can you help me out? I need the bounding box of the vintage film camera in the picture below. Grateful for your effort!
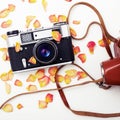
[7,22,74,73]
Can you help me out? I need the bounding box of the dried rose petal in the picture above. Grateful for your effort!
[49,75,55,82]
[58,15,67,22]
[42,0,48,11]
[38,100,48,109]
[78,53,87,63]
[49,15,58,23]
[65,69,77,78]
[73,46,80,55]
[73,20,80,25]
[33,20,41,28]
[2,104,13,112]
[8,4,16,12]
[87,41,96,54]
[26,85,37,91]
[28,56,36,64]
[35,69,45,79]
[17,104,23,109]
[14,79,23,87]
[8,70,14,80]
[64,75,71,84]
[29,0,37,3]
[45,93,53,103]
[26,16,36,28]
[51,31,62,42]
[26,74,36,82]
[48,66,58,76]
[70,27,77,37]
[1,20,12,28]
[1,34,8,40]
[77,71,87,80]
[15,42,21,52]
[5,82,11,94]
[38,76,50,87]
[65,0,72,2]
[0,9,9,18]
[0,72,8,81]
[56,75,64,82]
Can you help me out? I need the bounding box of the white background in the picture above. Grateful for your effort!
[0,0,120,120]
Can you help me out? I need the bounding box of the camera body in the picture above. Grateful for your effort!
[7,22,74,73]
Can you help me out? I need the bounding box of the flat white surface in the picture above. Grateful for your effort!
[0,0,120,120]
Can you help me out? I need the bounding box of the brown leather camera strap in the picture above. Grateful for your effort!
[54,2,120,118]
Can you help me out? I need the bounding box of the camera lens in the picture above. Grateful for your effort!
[33,40,58,64]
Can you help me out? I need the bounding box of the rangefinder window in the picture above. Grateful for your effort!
[21,32,33,43]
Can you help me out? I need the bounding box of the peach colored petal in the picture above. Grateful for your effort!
[14,79,23,87]
[8,4,16,12]
[65,69,77,78]
[17,103,23,109]
[48,66,58,76]
[87,41,96,54]
[35,69,45,79]
[64,75,71,84]
[73,46,80,55]
[38,76,50,87]
[73,20,80,25]
[51,31,62,42]
[1,20,12,28]
[42,0,48,11]
[77,71,87,80]
[2,104,13,112]
[0,9,9,18]
[8,70,14,80]
[33,20,41,28]
[28,56,37,64]
[1,34,8,40]
[56,75,64,82]
[29,0,37,3]
[2,53,9,61]
[26,74,36,82]
[78,53,87,63]
[58,15,67,22]
[26,16,36,28]
[70,27,77,37]
[45,93,53,103]
[26,85,37,91]
[0,72,8,81]
[5,82,11,94]
[15,42,21,52]
[38,100,48,109]
[65,0,72,2]
[49,75,55,82]
[49,15,58,23]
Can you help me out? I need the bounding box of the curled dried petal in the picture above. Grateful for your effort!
[14,79,23,87]
[1,20,12,28]
[2,104,13,112]
[56,75,64,82]
[26,16,36,28]
[48,66,58,76]
[58,15,67,22]
[49,15,58,23]
[33,20,41,28]
[45,93,53,103]
[78,53,87,63]
[28,56,36,64]
[8,4,16,12]
[51,31,62,42]
[5,82,11,94]
[38,76,50,87]
[64,75,71,84]
[26,85,37,91]
[73,20,80,25]
[1,34,8,40]
[15,42,21,52]
[77,71,87,80]
[0,9,9,18]
[70,27,77,37]
[35,69,45,79]
[42,0,48,11]
[38,100,48,109]
[26,74,36,82]
[65,69,77,78]
[73,46,80,55]
[87,41,96,54]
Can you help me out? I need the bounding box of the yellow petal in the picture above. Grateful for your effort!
[26,74,36,82]
[2,104,13,112]
[38,100,48,109]
[42,0,48,11]
[26,16,36,28]
[5,82,11,94]
[26,85,37,91]
[65,69,77,78]
[0,9,9,18]
[1,20,12,28]
[8,4,16,12]
[28,56,37,64]
[33,20,41,28]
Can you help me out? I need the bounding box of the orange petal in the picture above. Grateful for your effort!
[17,103,23,109]
[78,53,87,63]
[26,74,36,82]
[8,4,16,12]
[2,104,13,112]
[48,66,58,76]
[38,76,50,87]
[58,15,67,22]
[73,20,80,25]
[38,100,48,109]
[35,69,45,79]
[56,75,64,82]
[42,0,48,11]
[64,75,71,84]
[49,15,58,23]
[15,42,21,52]
[0,9,9,18]
[87,41,96,54]
[70,27,77,37]
[1,34,8,40]
[28,56,36,64]
[73,46,80,55]
[45,93,53,103]
[1,20,12,28]
[98,39,111,47]
[65,69,77,78]
[5,82,11,94]
[14,79,23,87]
[28,0,37,3]
[26,85,37,91]
[33,20,41,28]
[51,31,62,42]
[26,16,36,28]
[77,71,87,80]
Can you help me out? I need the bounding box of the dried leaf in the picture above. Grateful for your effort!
[49,15,58,23]
[87,41,96,54]
[78,53,87,63]
[48,66,58,76]
[28,56,36,64]
[45,93,53,103]
[51,31,62,42]
[38,76,50,87]
[14,79,23,87]
[33,20,41,28]
[2,104,13,112]
[1,20,12,28]
[5,82,11,94]
[42,0,48,11]
[26,74,36,82]
[38,100,48,109]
